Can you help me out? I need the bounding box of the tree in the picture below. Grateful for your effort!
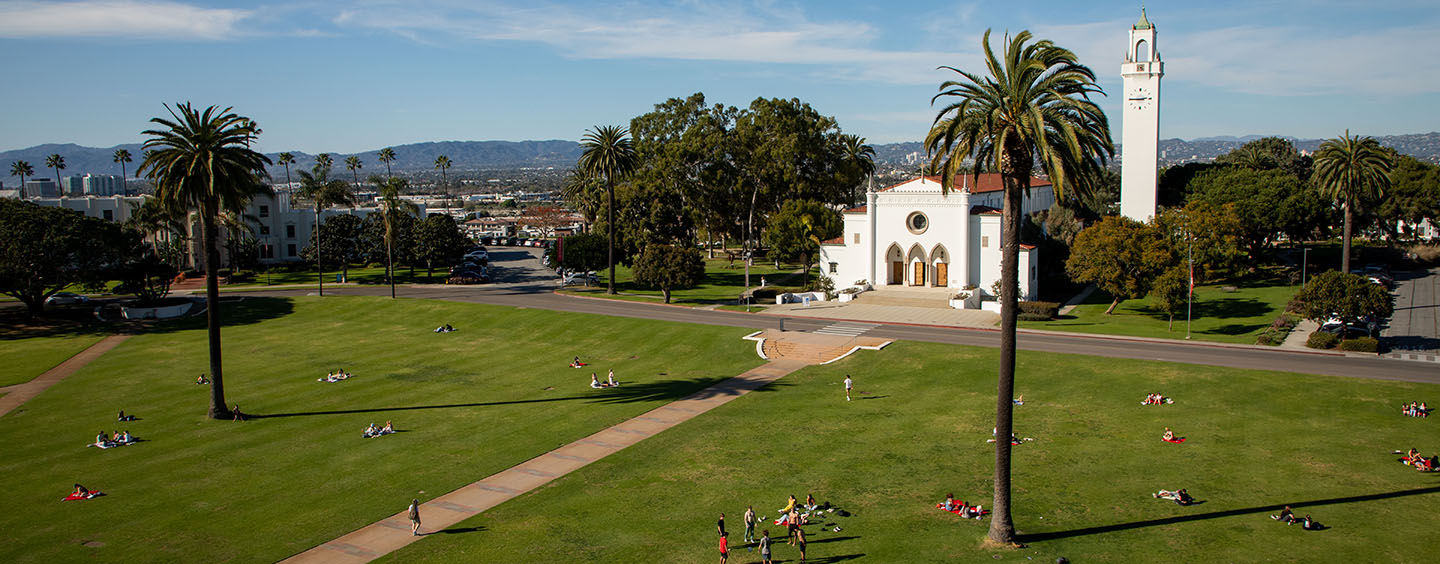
[731,97,850,249]
[838,134,876,206]
[764,200,842,286]
[1215,137,1311,180]
[1367,153,1440,242]
[137,102,272,420]
[1313,130,1393,274]
[632,244,705,303]
[10,160,33,198]
[1066,216,1170,314]
[345,155,363,192]
[927,29,1114,543]
[414,214,469,280]
[1149,266,1190,331]
[577,125,639,295]
[1186,166,1326,256]
[113,148,133,193]
[629,93,738,250]
[113,234,178,306]
[0,200,127,315]
[297,163,357,295]
[1292,270,1394,324]
[377,147,397,179]
[434,155,452,204]
[315,153,333,170]
[1153,200,1246,285]
[276,152,296,190]
[45,153,65,193]
[301,213,363,280]
[371,174,419,297]
[556,233,607,275]
[125,196,188,263]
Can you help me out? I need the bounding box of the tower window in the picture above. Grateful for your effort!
[1135,39,1150,62]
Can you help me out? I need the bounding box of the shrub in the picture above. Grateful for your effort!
[1306,331,1339,349]
[1339,337,1379,353]
[751,288,779,300]
[1019,313,1052,322]
[1019,301,1061,319]
[446,276,487,285]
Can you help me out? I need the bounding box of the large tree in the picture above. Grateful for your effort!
[371,174,419,297]
[113,148,133,193]
[414,214,470,280]
[1187,166,1327,256]
[297,163,357,295]
[632,244,705,303]
[302,213,364,281]
[1066,216,1170,314]
[0,200,127,315]
[731,97,849,249]
[276,152,296,190]
[556,232,607,275]
[138,102,271,420]
[1293,270,1394,324]
[377,147,397,179]
[577,125,639,295]
[10,160,34,198]
[45,153,65,193]
[1367,153,1439,242]
[345,155,363,192]
[629,93,738,251]
[434,155,452,204]
[926,29,1112,544]
[764,199,843,286]
[1313,130,1393,274]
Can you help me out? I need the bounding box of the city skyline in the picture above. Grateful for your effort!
[2,0,1438,154]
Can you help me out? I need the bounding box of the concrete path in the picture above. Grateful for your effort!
[281,358,811,564]
[1278,319,1319,351]
[765,301,999,328]
[0,334,130,418]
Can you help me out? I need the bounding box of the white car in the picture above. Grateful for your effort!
[559,271,598,286]
[46,292,90,305]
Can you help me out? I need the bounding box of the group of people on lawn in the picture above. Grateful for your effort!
[1401,401,1429,418]
[720,495,821,563]
[1400,448,1438,471]
[319,369,354,383]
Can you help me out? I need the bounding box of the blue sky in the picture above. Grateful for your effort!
[2,0,1438,154]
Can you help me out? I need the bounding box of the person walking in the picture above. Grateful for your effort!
[717,512,726,537]
[758,529,773,564]
[718,531,729,564]
[407,499,422,536]
[796,526,807,561]
[844,374,853,401]
[743,505,756,543]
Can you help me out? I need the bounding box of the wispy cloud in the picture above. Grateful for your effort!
[0,0,252,40]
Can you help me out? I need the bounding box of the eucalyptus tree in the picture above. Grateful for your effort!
[926,29,1113,544]
[345,155,363,192]
[45,154,65,192]
[377,147,396,178]
[297,163,357,296]
[1313,130,1393,274]
[577,125,638,295]
[138,102,272,420]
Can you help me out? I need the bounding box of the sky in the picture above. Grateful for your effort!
[2,0,1439,154]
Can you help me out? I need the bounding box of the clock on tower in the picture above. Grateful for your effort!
[1120,8,1163,222]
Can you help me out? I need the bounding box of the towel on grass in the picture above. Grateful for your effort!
[1162,437,1186,443]
[935,503,990,516]
[63,491,103,501]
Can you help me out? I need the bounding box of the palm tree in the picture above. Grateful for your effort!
[1313,130,1393,275]
[113,149,133,194]
[371,174,419,298]
[577,125,638,295]
[45,154,65,194]
[138,102,272,420]
[433,155,452,206]
[345,155,363,192]
[377,147,397,179]
[10,160,33,198]
[315,153,334,170]
[841,134,876,204]
[240,119,261,149]
[297,163,357,296]
[927,29,1112,544]
[276,152,296,192]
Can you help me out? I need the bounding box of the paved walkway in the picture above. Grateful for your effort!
[281,335,869,563]
[0,334,130,418]
[1278,319,1319,351]
[766,300,999,328]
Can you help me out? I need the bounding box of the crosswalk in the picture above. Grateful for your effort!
[814,321,880,337]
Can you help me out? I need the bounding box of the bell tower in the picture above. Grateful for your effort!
[1120,8,1163,222]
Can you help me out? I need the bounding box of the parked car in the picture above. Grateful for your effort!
[559,270,598,286]
[46,292,90,306]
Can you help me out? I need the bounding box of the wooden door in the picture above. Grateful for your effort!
[890,261,903,284]
[912,262,925,286]
[935,263,948,287]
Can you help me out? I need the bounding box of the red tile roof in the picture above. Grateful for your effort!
[879,174,1052,194]
[1020,244,1037,250]
[819,236,844,245]
[843,206,867,213]
[970,205,1002,215]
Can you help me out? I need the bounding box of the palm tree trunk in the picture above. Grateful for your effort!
[1341,201,1353,275]
[987,171,1024,545]
[387,221,396,299]
[607,178,617,295]
[201,211,230,420]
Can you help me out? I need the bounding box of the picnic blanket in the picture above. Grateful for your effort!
[936,502,990,517]
[63,491,103,501]
[1162,437,1186,443]
[570,362,588,368]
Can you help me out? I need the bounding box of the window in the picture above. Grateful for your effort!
[102,210,113,221]
[981,236,990,248]
[286,225,296,238]
[829,262,838,274]
[853,233,860,244]
[259,225,270,235]
[287,244,297,257]
[258,205,269,218]
[906,211,929,234]
[1135,40,1150,62]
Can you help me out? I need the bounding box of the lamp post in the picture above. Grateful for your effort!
[744,251,753,312]
[1301,247,1309,287]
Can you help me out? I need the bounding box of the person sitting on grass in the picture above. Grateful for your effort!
[1153,489,1193,505]
[1012,394,1024,405]
[961,502,984,519]
[73,484,90,496]
[196,374,209,385]
[943,493,956,512]
[115,430,133,445]
[118,410,135,422]
[1272,505,1297,524]
[364,423,380,438]
[590,373,606,389]
[381,421,394,435]
[779,494,796,514]
[607,369,620,387]
[232,405,244,422]
[1301,514,1321,530]
[94,431,112,449]
[571,356,585,368]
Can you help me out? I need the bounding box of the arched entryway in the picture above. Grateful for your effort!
[885,243,903,285]
[906,244,927,286]
[930,244,950,288]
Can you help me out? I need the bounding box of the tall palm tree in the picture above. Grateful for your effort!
[239,119,261,149]
[345,155,363,192]
[297,163,357,296]
[577,125,638,295]
[138,102,272,420]
[113,148,133,194]
[377,147,397,179]
[10,160,33,198]
[45,153,65,194]
[1313,130,1393,275]
[370,174,419,298]
[433,155,452,205]
[841,134,876,204]
[315,153,334,170]
[927,29,1112,544]
[276,152,296,191]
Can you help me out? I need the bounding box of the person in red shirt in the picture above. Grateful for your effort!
[718,531,729,563]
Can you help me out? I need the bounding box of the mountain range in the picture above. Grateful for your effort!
[4,133,1439,182]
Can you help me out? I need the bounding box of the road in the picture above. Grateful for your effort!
[1385,266,1440,354]
[231,247,1439,384]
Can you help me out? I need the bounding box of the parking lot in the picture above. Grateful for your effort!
[1383,266,1440,355]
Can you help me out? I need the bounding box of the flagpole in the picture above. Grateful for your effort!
[1186,225,1193,340]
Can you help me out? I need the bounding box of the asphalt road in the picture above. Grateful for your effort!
[232,245,1438,385]
[1385,266,1440,353]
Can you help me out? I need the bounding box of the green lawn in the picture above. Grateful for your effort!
[225,264,450,287]
[560,258,807,306]
[0,296,763,563]
[381,340,1440,563]
[0,316,110,388]
[1021,277,1299,344]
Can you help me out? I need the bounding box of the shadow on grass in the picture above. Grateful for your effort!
[250,378,791,419]
[806,535,860,545]
[800,554,866,563]
[1019,485,1440,542]
[432,526,486,535]
[0,296,295,340]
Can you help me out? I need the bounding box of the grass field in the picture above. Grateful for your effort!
[0,296,763,563]
[560,258,805,306]
[1021,276,1299,345]
[379,341,1440,563]
[0,315,110,388]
